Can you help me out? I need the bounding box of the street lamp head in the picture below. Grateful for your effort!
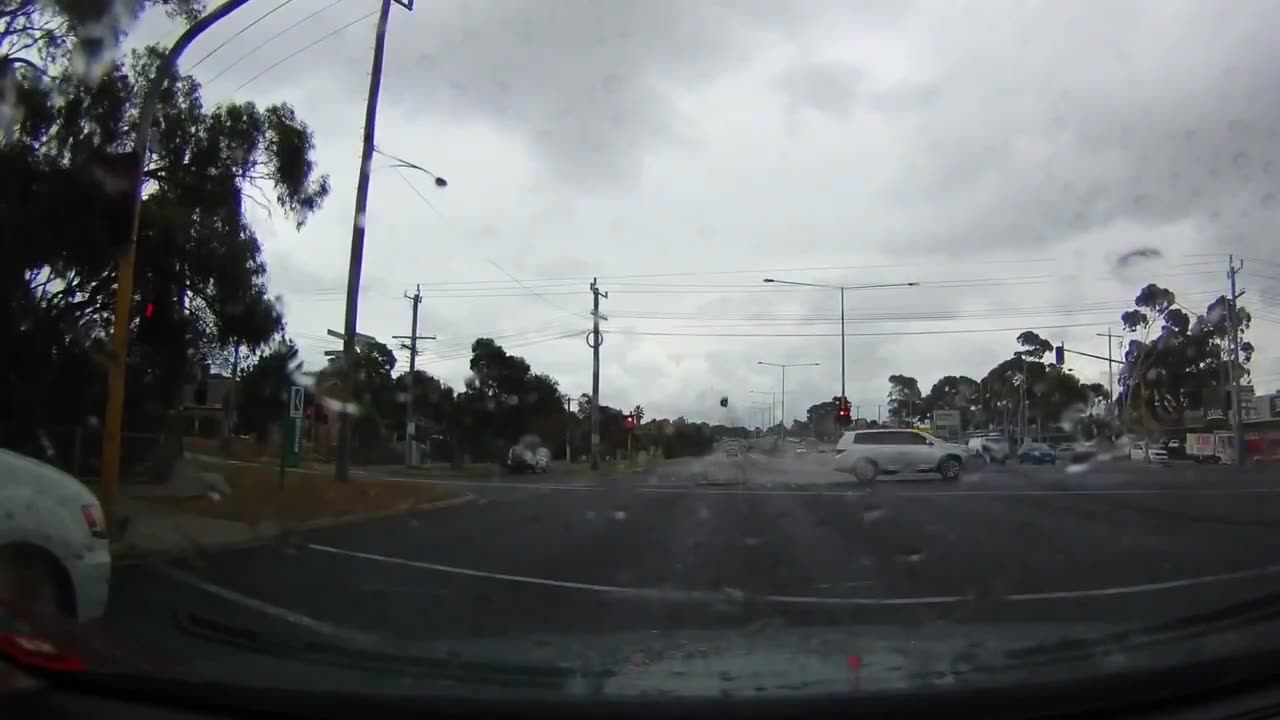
[906,282,920,287]
[763,278,776,283]
[434,176,448,188]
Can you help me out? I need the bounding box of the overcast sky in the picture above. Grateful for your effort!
[124,0,1280,426]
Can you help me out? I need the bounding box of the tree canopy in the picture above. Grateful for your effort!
[879,281,1248,440]
[1,1,329,468]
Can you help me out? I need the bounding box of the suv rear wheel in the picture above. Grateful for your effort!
[938,457,962,481]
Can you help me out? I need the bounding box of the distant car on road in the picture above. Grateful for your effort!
[966,435,1010,464]
[0,449,110,622]
[834,429,965,483]
[1018,442,1057,465]
[724,441,739,458]
[1130,441,1168,464]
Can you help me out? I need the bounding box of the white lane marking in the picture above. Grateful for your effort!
[307,544,736,602]
[376,477,598,491]
[156,565,383,645]
[637,486,1280,497]
[640,487,865,496]
[1006,561,1280,601]
[310,543,1280,607]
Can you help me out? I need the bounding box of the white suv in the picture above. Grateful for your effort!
[834,429,966,482]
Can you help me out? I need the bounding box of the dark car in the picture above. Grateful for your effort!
[1018,442,1057,465]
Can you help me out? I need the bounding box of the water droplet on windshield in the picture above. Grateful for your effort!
[1113,247,1165,284]
[899,548,926,563]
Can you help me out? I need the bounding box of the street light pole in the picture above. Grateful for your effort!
[758,361,819,440]
[335,0,415,482]
[762,278,916,401]
[749,389,775,428]
[99,0,255,531]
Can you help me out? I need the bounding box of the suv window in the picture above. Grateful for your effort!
[902,432,929,445]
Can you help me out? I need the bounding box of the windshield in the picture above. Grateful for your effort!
[3,0,1280,703]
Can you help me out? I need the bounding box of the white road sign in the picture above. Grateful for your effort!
[289,386,304,418]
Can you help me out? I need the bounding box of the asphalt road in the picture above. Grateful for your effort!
[96,450,1280,689]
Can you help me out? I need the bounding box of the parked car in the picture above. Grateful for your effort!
[966,435,1010,464]
[834,429,966,483]
[504,443,535,471]
[1018,442,1057,465]
[1130,441,1169,464]
[0,449,110,622]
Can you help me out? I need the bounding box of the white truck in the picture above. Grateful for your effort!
[1186,432,1232,464]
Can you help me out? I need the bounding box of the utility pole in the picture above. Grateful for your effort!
[335,0,414,482]
[1096,328,1122,417]
[589,278,608,470]
[1228,255,1247,464]
[392,285,433,467]
[757,362,819,441]
[564,396,572,463]
[1020,357,1028,443]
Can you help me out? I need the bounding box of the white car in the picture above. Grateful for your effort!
[966,435,1010,464]
[834,429,966,482]
[1130,441,1169,464]
[0,449,110,622]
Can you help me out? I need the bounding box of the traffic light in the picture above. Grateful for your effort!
[624,413,637,430]
[835,395,852,427]
[719,396,729,408]
[1054,344,1065,366]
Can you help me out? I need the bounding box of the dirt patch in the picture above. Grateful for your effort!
[135,463,462,527]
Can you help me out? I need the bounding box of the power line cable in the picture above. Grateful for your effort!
[204,0,353,84]
[604,321,1129,339]
[229,9,376,96]
[188,0,297,71]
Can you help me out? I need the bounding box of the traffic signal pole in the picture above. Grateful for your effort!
[99,0,254,532]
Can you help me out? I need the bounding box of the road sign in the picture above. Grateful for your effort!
[289,386,304,418]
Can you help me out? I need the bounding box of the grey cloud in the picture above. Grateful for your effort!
[375,0,899,187]
[856,0,1280,259]
[776,61,862,120]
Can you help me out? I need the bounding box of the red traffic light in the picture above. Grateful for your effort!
[144,302,155,318]
[624,413,637,429]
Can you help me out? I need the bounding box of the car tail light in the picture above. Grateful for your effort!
[81,504,107,539]
[0,634,87,673]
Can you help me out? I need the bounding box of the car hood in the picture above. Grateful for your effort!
[33,609,1280,700]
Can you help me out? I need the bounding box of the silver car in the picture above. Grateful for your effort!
[834,429,966,482]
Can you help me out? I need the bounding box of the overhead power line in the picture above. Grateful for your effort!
[204,0,353,84]
[229,10,377,96]
[188,0,297,71]
[604,321,1123,339]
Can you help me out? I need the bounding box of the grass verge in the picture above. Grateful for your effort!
[135,463,463,527]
